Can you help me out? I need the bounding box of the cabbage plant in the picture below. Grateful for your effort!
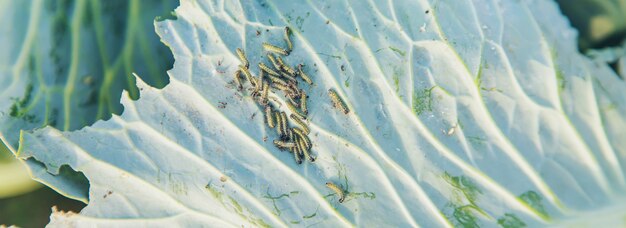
[3,0,626,227]
[0,0,175,199]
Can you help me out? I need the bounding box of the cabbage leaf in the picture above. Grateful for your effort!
[16,0,626,226]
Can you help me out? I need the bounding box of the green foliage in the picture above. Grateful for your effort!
[556,0,626,50]
[519,191,549,220]
[497,213,527,228]
[1,0,177,146]
[0,0,178,201]
[442,172,487,227]
[412,86,436,115]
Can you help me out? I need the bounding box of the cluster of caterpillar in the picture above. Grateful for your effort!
[233,27,315,164]
[234,27,351,204]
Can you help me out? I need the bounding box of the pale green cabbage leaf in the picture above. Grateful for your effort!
[14,0,626,227]
[0,0,176,198]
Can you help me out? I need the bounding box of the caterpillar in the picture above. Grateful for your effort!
[263,42,289,56]
[285,96,298,109]
[280,112,288,138]
[286,94,299,105]
[300,90,308,115]
[253,69,265,93]
[286,81,300,97]
[233,69,243,90]
[287,100,307,119]
[239,65,256,87]
[236,48,249,68]
[296,137,305,154]
[293,142,303,164]
[267,54,282,71]
[289,114,309,134]
[269,74,288,86]
[328,89,349,114]
[297,137,315,162]
[250,82,261,98]
[261,81,269,105]
[273,140,296,149]
[283,65,297,76]
[302,133,311,150]
[265,106,275,128]
[292,128,311,150]
[298,64,313,85]
[281,71,297,82]
[275,111,284,136]
[276,56,296,76]
[271,81,297,95]
[284,27,292,51]
[292,126,306,137]
[288,128,295,142]
[325,182,345,203]
[259,62,280,76]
